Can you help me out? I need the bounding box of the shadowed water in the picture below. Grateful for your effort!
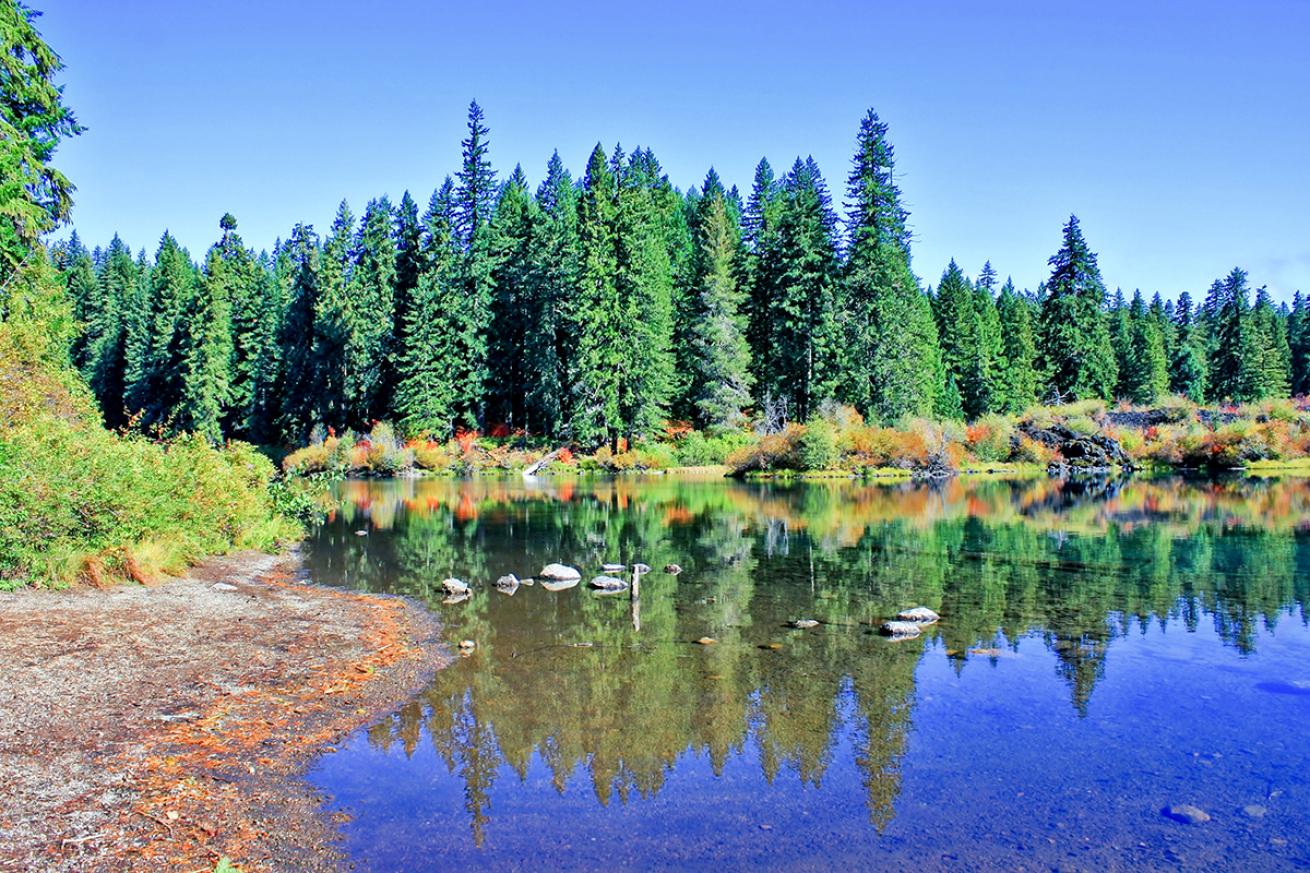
[303,475,1310,871]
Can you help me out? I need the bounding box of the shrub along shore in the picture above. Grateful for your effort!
[280,396,1310,481]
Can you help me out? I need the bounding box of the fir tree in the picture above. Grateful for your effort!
[449,101,497,429]
[1208,268,1258,403]
[932,259,976,419]
[184,242,234,441]
[1251,285,1291,399]
[385,190,423,411]
[741,158,782,392]
[569,143,623,446]
[842,110,943,422]
[764,157,841,421]
[1121,289,1168,404]
[995,277,1038,413]
[530,152,578,436]
[1037,216,1117,401]
[278,224,322,443]
[134,232,200,430]
[84,233,132,423]
[688,173,753,429]
[1170,291,1208,402]
[350,196,397,422]
[203,213,261,437]
[486,165,539,431]
[1290,291,1310,396]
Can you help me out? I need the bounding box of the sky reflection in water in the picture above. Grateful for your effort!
[304,475,1310,871]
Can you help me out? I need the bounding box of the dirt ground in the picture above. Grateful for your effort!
[0,549,447,873]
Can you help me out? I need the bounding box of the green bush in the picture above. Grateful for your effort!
[798,419,840,470]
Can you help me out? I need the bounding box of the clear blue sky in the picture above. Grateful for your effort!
[39,0,1310,302]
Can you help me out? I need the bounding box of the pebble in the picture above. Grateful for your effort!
[457,640,476,654]
[1243,804,1268,819]
[696,637,717,645]
[441,578,469,596]
[896,606,940,624]
[791,619,819,629]
[664,563,682,575]
[538,563,582,581]
[588,575,628,591]
[354,530,368,536]
[1162,804,1211,825]
[601,563,625,572]
[211,582,239,592]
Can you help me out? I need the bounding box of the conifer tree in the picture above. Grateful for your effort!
[204,213,261,437]
[314,200,355,429]
[449,101,497,429]
[247,247,285,442]
[1170,291,1208,402]
[132,232,200,430]
[970,262,1003,417]
[121,249,152,417]
[350,196,397,422]
[530,152,578,436]
[1037,216,1117,401]
[1208,268,1258,403]
[614,147,677,441]
[841,110,942,422]
[486,165,539,430]
[1121,290,1168,404]
[932,259,976,419]
[278,224,323,443]
[742,158,783,392]
[1290,291,1310,396]
[569,143,623,446]
[995,277,1038,413]
[1251,285,1291,399]
[385,190,423,411]
[688,173,753,429]
[761,157,841,422]
[184,242,234,441]
[83,233,132,423]
[396,180,460,436]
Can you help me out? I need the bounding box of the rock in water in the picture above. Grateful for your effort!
[879,621,922,639]
[696,637,717,645]
[540,578,579,593]
[441,578,470,596]
[588,575,628,591]
[633,563,652,574]
[494,574,520,595]
[792,619,819,629]
[442,591,470,605]
[896,606,940,624]
[1162,804,1211,825]
[1242,805,1268,819]
[664,563,683,575]
[601,563,626,572]
[354,530,368,537]
[538,563,582,581]
[457,639,476,655]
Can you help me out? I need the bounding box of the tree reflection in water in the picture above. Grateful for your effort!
[305,475,1310,844]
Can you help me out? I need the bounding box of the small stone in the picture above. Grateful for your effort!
[441,578,469,596]
[457,639,476,654]
[765,642,783,650]
[494,574,520,594]
[896,606,940,624]
[792,619,819,629]
[633,563,651,574]
[211,582,239,592]
[1162,804,1211,825]
[354,530,368,536]
[879,621,922,639]
[538,563,582,581]
[1243,804,1268,819]
[696,637,717,645]
[664,563,683,575]
[588,575,628,591]
[601,563,626,572]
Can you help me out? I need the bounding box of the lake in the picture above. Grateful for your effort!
[303,475,1310,871]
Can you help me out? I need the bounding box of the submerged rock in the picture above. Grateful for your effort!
[695,637,717,645]
[601,563,626,572]
[1162,804,1211,825]
[457,639,476,655]
[441,578,469,596]
[896,606,939,624]
[879,621,923,639]
[442,591,470,605]
[588,575,628,591]
[1242,804,1268,819]
[664,563,683,575]
[538,563,582,581]
[540,578,579,592]
[791,619,819,629]
[494,574,521,595]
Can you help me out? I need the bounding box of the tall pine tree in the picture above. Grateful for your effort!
[1036,216,1117,401]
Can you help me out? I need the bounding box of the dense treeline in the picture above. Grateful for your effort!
[53,102,1310,448]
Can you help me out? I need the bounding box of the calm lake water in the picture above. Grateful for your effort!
[303,475,1310,871]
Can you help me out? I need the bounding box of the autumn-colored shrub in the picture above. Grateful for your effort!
[965,414,1015,463]
[726,424,805,474]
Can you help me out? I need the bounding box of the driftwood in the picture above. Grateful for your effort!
[523,447,566,477]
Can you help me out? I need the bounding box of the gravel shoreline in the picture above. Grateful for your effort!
[0,549,446,872]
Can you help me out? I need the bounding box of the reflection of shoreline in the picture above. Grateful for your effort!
[304,476,1310,841]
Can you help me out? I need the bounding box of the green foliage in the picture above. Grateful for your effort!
[1037,216,1117,401]
[798,417,840,469]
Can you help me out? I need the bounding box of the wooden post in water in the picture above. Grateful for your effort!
[630,564,642,632]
